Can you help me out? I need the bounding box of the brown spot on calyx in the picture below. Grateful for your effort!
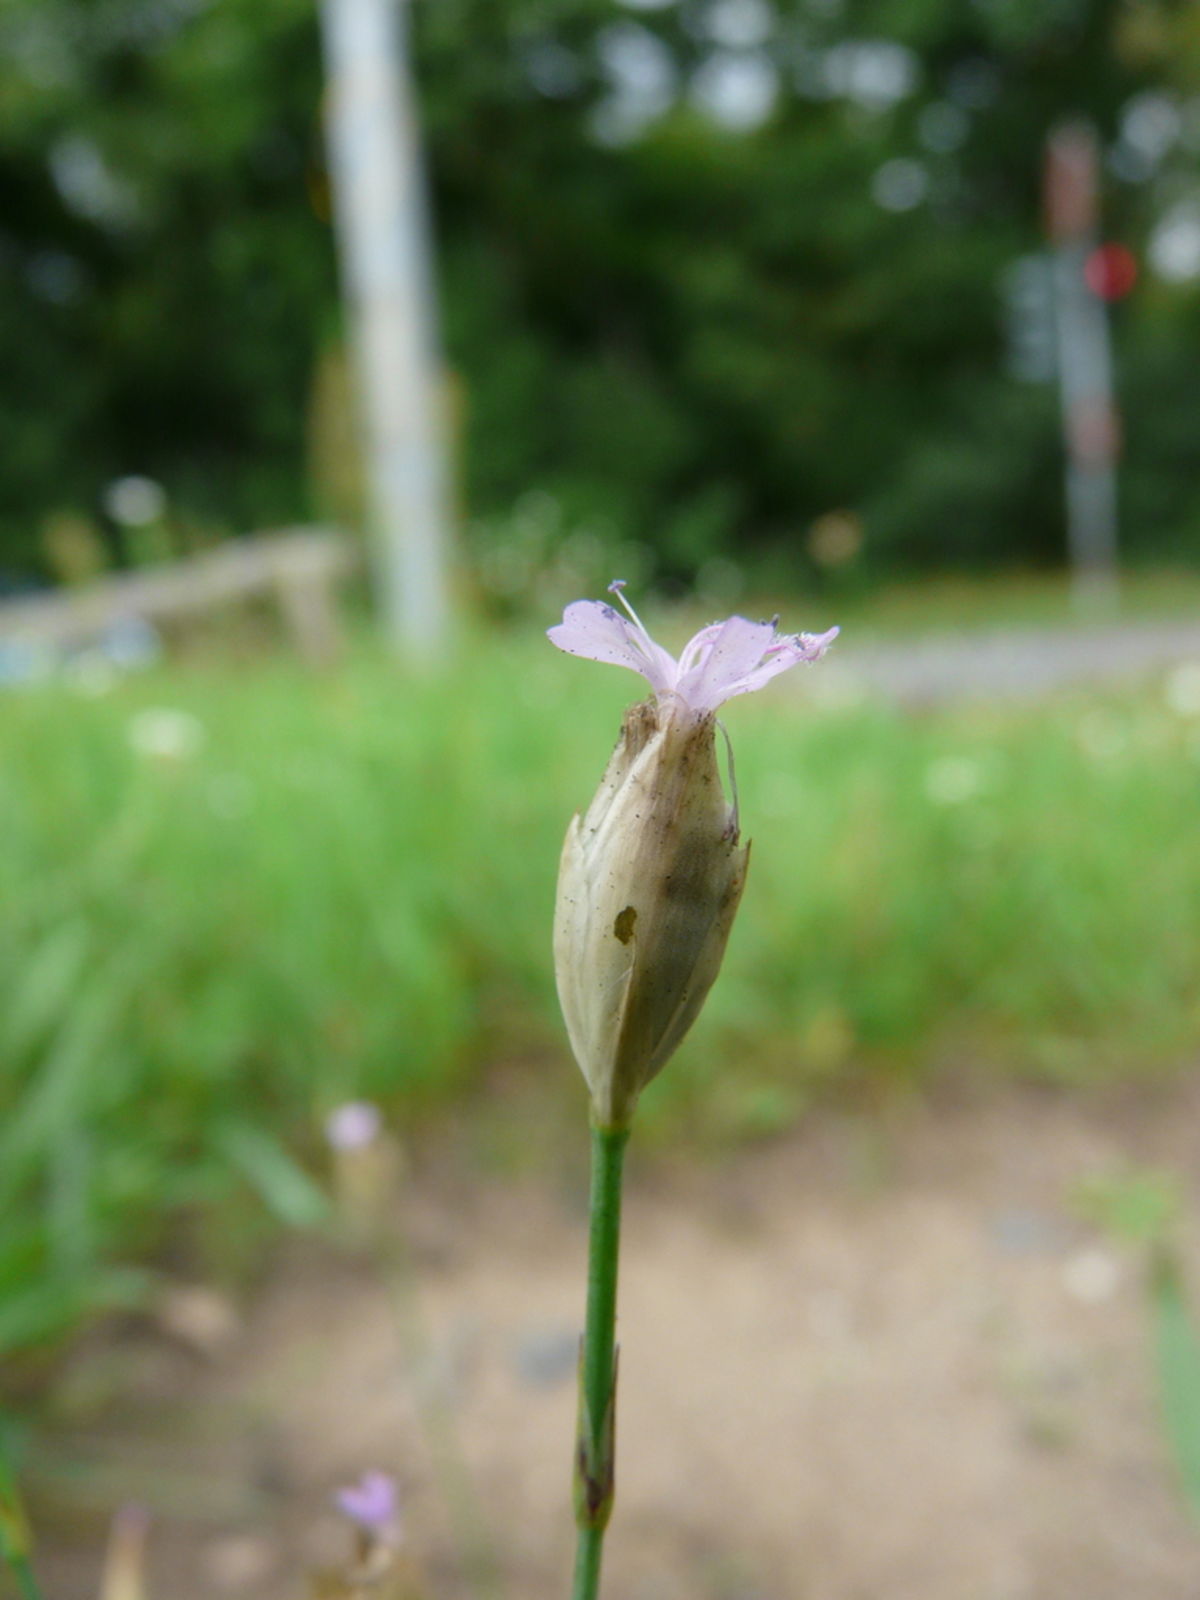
[613,906,637,944]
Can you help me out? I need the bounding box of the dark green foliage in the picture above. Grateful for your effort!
[1,0,1198,579]
[0,0,333,569]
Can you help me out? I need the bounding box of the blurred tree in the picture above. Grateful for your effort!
[0,0,1197,584]
[0,0,332,571]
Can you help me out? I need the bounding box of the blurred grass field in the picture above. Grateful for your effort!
[3,596,1200,1360]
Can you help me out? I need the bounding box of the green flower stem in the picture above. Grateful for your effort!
[7,1554,42,1600]
[0,1440,43,1600]
[572,1121,631,1600]
[573,1519,603,1600]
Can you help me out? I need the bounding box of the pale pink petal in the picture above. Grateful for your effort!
[676,620,839,713]
[324,1101,381,1152]
[549,590,837,714]
[674,616,779,710]
[674,621,724,678]
[335,1470,399,1533]
[547,600,677,697]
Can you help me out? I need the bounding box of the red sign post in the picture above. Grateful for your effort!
[1044,120,1121,610]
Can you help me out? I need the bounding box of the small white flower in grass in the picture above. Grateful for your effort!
[1076,711,1127,766]
[549,582,837,1128]
[103,474,166,527]
[1164,661,1200,718]
[65,654,118,698]
[924,755,983,806]
[1062,1246,1120,1305]
[127,706,205,762]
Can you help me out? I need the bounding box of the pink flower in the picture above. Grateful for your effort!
[548,583,837,1129]
[547,581,838,716]
[324,1101,382,1152]
[335,1470,400,1535]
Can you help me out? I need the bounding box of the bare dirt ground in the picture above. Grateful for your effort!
[28,1073,1200,1600]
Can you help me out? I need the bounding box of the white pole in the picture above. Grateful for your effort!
[319,0,451,652]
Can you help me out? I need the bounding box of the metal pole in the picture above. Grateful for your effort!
[319,0,452,652]
[1044,120,1120,614]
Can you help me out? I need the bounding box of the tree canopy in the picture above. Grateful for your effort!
[2,0,1199,586]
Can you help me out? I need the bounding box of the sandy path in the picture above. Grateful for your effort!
[30,1074,1200,1599]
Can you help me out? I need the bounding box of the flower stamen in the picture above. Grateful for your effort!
[606,579,649,636]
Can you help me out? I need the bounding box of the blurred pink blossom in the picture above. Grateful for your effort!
[324,1101,382,1152]
[335,1470,399,1535]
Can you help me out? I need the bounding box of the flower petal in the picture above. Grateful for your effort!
[335,1470,399,1531]
[674,621,724,679]
[324,1101,381,1151]
[676,619,839,713]
[547,600,677,697]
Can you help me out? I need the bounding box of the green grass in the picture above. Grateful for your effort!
[2,610,1200,1357]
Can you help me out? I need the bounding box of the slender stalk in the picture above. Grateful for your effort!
[7,1554,44,1600]
[0,1432,44,1600]
[571,1522,603,1600]
[571,1121,630,1600]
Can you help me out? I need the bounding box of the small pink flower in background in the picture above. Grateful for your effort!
[324,1101,382,1152]
[335,1470,400,1538]
[548,580,838,717]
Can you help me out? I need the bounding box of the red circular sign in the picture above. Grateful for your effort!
[1084,243,1139,301]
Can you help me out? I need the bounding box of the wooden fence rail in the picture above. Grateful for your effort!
[0,527,357,666]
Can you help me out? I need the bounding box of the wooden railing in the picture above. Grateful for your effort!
[0,527,357,666]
